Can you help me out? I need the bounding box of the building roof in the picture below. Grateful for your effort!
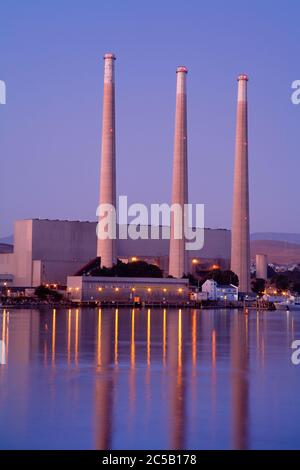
[218,284,238,289]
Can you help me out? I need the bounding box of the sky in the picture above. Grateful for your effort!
[0,0,299,238]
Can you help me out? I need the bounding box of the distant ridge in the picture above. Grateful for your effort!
[251,233,300,245]
[251,240,300,264]
[1,233,300,264]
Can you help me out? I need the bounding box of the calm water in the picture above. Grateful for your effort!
[0,307,299,450]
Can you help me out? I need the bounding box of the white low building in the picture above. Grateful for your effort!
[190,291,208,301]
[202,279,238,301]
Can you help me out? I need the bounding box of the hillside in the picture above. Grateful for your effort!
[251,240,300,264]
[251,233,300,244]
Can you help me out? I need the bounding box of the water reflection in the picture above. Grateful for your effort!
[0,307,299,449]
[115,309,119,365]
[95,307,114,449]
[231,313,249,450]
[52,309,56,366]
[168,309,186,449]
[1,310,8,364]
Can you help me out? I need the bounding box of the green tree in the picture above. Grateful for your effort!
[251,278,266,297]
[89,259,163,278]
[35,285,63,301]
[184,273,198,286]
[35,285,50,299]
[271,274,290,292]
[206,269,239,287]
[293,282,300,295]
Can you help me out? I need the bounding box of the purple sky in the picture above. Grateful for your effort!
[0,0,299,238]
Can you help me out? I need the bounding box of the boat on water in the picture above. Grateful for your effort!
[274,300,300,311]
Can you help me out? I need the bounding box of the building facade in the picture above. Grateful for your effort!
[67,276,189,303]
[0,219,231,287]
[202,279,238,301]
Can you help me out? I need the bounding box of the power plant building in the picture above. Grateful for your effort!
[0,219,231,287]
[67,276,190,303]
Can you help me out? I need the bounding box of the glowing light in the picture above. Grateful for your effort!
[212,329,216,366]
[52,309,56,366]
[163,309,167,365]
[2,310,6,365]
[67,309,71,365]
[163,288,167,292]
[97,309,102,367]
[147,288,152,292]
[192,258,198,264]
[115,309,119,364]
[131,309,135,367]
[131,256,138,262]
[131,287,136,292]
[147,309,151,366]
[178,309,182,371]
[98,287,103,292]
[115,287,120,292]
[192,310,197,366]
[178,288,183,293]
[75,309,79,366]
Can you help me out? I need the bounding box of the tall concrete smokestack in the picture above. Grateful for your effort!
[97,53,117,268]
[256,254,268,280]
[231,74,250,292]
[169,66,188,278]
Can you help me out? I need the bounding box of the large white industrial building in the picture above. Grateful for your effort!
[0,219,231,287]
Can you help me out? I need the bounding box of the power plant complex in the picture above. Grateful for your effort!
[0,54,253,295]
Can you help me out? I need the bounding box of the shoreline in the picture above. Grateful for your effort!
[0,300,275,310]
